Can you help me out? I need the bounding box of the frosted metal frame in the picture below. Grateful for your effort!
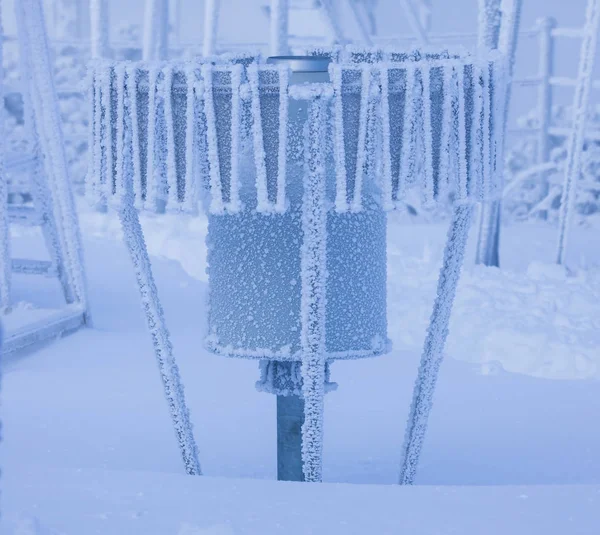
[88,48,508,482]
[1,0,90,352]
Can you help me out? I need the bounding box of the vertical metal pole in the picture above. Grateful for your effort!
[319,0,346,44]
[203,0,220,57]
[277,394,305,481]
[300,95,328,483]
[399,204,473,485]
[0,5,10,313]
[270,0,290,56]
[475,0,523,267]
[400,0,430,45]
[348,0,374,46]
[143,0,169,61]
[90,0,110,59]
[16,0,91,322]
[536,17,556,219]
[556,0,600,265]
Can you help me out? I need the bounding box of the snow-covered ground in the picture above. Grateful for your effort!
[2,208,600,533]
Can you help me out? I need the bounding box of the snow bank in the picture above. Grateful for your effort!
[2,468,599,534]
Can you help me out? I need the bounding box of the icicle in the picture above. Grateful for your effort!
[100,64,114,199]
[201,64,225,214]
[163,65,179,209]
[421,64,435,205]
[184,64,198,213]
[351,66,371,212]
[247,63,269,212]
[275,65,289,213]
[456,64,468,200]
[330,64,349,212]
[399,64,417,201]
[113,63,127,203]
[145,65,159,210]
[300,95,328,484]
[379,66,394,211]
[229,64,242,212]
[126,64,144,208]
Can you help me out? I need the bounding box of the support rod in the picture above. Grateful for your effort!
[399,203,473,485]
[118,198,201,476]
[556,0,600,265]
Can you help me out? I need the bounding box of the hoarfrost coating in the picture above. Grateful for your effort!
[87,49,508,217]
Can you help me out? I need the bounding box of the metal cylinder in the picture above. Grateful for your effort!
[206,56,388,364]
[205,56,388,481]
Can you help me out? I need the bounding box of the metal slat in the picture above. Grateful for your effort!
[11,258,56,277]
[8,205,44,226]
[2,304,85,356]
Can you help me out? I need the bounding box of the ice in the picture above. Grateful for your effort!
[300,96,329,483]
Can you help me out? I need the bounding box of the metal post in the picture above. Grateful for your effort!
[143,0,169,61]
[400,0,430,45]
[556,0,600,265]
[0,6,10,313]
[399,204,473,484]
[90,0,110,59]
[277,395,305,481]
[536,17,556,219]
[270,0,290,56]
[203,0,220,56]
[319,0,346,44]
[348,0,374,46]
[118,198,202,476]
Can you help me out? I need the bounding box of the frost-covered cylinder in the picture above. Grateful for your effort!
[206,57,388,364]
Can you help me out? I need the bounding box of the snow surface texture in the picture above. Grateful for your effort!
[3,213,600,533]
[87,48,508,216]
